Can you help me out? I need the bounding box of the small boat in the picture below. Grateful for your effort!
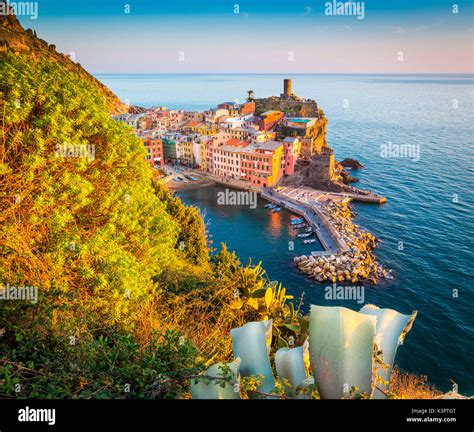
[291,223,307,229]
[272,207,282,212]
[305,227,313,233]
[264,203,276,209]
[303,239,317,244]
[298,232,312,238]
[290,217,304,225]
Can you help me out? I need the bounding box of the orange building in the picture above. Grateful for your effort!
[142,137,164,168]
[258,111,284,131]
[240,101,255,115]
[240,141,285,187]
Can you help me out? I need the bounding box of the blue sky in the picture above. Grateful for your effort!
[16,0,474,73]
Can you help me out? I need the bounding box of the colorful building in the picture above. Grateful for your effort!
[212,140,249,179]
[162,137,178,162]
[258,111,285,131]
[142,137,164,168]
[240,141,285,187]
[282,137,300,176]
[177,138,194,166]
[239,101,255,116]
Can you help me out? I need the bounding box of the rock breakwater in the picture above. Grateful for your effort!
[294,200,390,285]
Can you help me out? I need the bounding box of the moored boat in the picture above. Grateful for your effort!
[290,217,304,225]
[291,223,307,229]
[303,239,317,244]
[298,232,312,238]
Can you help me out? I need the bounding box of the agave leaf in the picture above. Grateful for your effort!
[275,340,309,397]
[309,305,376,399]
[360,304,417,399]
[230,320,275,397]
[190,358,241,399]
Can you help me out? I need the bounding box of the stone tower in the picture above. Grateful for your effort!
[283,79,292,98]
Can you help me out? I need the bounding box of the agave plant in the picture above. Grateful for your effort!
[360,304,417,398]
[275,339,310,397]
[309,305,376,399]
[190,358,241,399]
[230,319,275,397]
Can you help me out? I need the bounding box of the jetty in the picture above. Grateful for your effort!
[278,185,386,205]
[261,188,350,257]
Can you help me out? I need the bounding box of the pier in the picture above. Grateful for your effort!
[277,185,386,205]
[261,188,350,256]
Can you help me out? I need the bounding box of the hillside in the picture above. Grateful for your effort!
[0,11,125,115]
[0,12,439,400]
[0,11,303,398]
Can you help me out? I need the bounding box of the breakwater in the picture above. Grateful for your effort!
[262,188,388,284]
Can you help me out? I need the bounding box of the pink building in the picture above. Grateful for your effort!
[212,140,249,179]
[282,137,300,176]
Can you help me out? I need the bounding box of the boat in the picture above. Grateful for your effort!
[298,232,312,238]
[305,227,313,233]
[272,207,282,212]
[290,217,304,225]
[303,239,317,244]
[291,223,307,229]
[264,203,276,209]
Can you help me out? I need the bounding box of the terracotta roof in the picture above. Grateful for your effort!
[225,139,250,148]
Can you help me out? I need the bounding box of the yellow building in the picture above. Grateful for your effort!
[197,125,218,136]
[177,139,194,166]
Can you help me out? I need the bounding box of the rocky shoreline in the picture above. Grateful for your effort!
[294,199,391,285]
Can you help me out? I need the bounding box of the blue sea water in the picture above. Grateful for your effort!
[96,73,474,394]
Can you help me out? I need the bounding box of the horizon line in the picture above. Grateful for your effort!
[92,72,474,76]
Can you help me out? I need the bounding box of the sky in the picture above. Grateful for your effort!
[14,0,474,73]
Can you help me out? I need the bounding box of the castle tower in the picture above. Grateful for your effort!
[283,79,292,98]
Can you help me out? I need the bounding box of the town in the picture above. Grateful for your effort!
[113,79,336,190]
[113,80,389,285]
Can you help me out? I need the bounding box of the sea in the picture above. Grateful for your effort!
[96,73,474,394]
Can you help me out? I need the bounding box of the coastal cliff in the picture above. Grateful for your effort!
[0,12,126,115]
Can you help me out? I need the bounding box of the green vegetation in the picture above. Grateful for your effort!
[0,13,125,114]
[0,39,300,398]
[0,15,438,399]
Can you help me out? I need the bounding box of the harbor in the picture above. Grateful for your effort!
[261,186,389,284]
[170,169,389,285]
